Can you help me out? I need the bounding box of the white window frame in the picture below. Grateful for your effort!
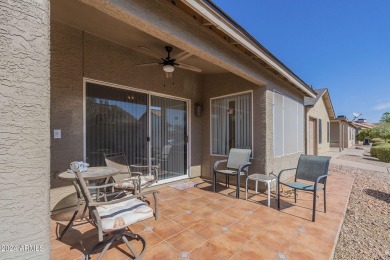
[209,90,253,157]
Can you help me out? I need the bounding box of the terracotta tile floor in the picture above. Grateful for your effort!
[51,173,354,259]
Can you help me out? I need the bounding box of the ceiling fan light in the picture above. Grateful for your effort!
[163,64,175,73]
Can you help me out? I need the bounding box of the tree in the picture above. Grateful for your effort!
[370,123,390,142]
[356,128,372,142]
[379,112,390,123]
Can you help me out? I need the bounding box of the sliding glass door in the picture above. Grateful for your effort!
[85,83,148,166]
[150,96,187,180]
[85,82,188,182]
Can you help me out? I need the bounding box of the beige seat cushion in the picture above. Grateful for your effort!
[97,198,153,232]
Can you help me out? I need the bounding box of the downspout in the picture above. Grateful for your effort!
[342,123,345,150]
[339,121,342,152]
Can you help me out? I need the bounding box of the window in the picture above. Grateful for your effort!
[318,119,322,144]
[211,92,252,155]
[327,122,330,143]
[273,91,304,157]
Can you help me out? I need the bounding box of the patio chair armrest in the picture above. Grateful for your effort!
[87,183,116,190]
[130,165,159,180]
[237,162,251,175]
[213,159,227,171]
[315,174,328,187]
[278,168,297,181]
[130,172,142,176]
[89,190,160,207]
[130,165,159,170]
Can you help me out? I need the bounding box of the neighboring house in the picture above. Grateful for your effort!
[304,88,336,155]
[351,120,375,144]
[330,116,357,150]
[351,120,375,132]
[2,0,318,256]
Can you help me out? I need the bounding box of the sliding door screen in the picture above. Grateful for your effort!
[151,96,187,180]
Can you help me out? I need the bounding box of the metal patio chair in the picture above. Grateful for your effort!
[71,167,159,260]
[213,148,252,199]
[277,154,331,222]
[104,152,159,194]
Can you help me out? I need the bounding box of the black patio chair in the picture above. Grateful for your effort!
[277,154,331,222]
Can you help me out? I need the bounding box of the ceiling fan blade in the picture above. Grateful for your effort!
[172,51,193,61]
[134,63,159,67]
[138,46,163,59]
[176,63,202,72]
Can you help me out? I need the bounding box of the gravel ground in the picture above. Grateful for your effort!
[331,163,390,259]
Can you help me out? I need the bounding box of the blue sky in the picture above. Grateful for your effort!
[212,0,390,123]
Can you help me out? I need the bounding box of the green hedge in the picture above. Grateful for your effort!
[371,138,383,143]
[376,145,390,163]
[371,143,390,160]
[372,142,385,147]
[371,146,380,157]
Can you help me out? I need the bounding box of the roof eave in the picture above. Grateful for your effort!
[322,90,336,119]
[181,0,316,98]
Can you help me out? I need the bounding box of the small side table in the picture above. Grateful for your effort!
[245,174,277,207]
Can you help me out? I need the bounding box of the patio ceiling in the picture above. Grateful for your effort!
[51,0,227,74]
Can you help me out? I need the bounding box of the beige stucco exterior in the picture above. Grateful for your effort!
[0,0,319,253]
[306,95,332,155]
[51,18,305,192]
[330,120,356,149]
[0,0,50,258]
[50,21,205,188]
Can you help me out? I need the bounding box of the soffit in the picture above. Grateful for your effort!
[51,0,227,74]
[177,0,316,97]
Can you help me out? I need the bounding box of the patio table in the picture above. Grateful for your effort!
[57,166,120,240]
[245,173,277,207]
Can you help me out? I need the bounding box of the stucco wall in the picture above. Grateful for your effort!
[200,73,261,183]
[51,21,203,188]
[268,85,305,184]
[306,96,331,155]
[329,121,355,148]
[201,71,305,189]
[0,0,50,259]
[343,125,355,148]
[330,121,340,147]
[51,20,306,196]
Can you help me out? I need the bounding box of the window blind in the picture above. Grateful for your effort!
[273,91,304,157]
[211,92,252,155]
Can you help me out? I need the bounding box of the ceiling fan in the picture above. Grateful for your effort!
[135,46,202,78]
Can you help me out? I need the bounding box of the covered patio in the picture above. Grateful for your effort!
[51,173,354,259]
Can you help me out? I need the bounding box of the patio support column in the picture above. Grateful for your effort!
[0,0,50,259]
[339,121,342,152]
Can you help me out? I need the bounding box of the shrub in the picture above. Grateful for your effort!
[372,142,385,147]
[376,145,390,163]
[371,146,379,157]
[371,138,383,143]
[371,143,390,158]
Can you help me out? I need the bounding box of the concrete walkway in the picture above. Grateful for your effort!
[323,146,390,173]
